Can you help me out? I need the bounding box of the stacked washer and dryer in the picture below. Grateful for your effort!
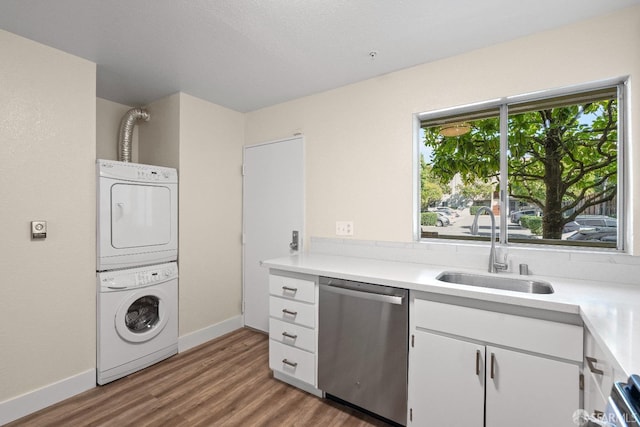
[96,159,179,385]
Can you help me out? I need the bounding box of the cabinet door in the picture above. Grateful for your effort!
[408,330,484,427]
[485,346,579,427]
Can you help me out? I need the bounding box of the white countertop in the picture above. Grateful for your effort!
[263,253,640,378]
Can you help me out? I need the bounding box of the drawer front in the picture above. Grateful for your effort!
[584,329,614,399]
[269,318,316,353]
[269,275,315,303]
[414,299,583,361]
[269,297,315,328]
[269,340,315,385]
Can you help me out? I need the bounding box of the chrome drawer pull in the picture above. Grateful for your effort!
[282,331,298,340]
[282,286,298,294]
[282,359,298,368]
[490,352,496,379]
[586,356,604,375]
[476,350,481,376]
[282,309,298,316]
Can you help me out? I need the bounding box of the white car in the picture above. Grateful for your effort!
[510,208,540,224]
[436,207,460,218]
[436,212,451,227]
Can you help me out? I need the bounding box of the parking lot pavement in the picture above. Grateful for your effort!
[422,208,535,239]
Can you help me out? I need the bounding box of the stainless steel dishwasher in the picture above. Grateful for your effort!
[318,277,408,426]
[604,374,639,426]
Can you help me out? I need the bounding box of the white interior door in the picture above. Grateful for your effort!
[243,137,304,332]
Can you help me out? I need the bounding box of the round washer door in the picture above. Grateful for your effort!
[114,288,171,343]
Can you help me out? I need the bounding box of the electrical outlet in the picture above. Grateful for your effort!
[336,221,354,236]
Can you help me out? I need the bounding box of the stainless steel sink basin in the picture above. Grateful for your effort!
[436,271,554,294]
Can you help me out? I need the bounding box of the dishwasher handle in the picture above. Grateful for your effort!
[321,284,404,305]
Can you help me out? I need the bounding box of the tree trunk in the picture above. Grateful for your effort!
[542,129,565,239]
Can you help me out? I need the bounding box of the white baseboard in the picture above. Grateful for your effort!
[0,369,95,426]
[178,315,244,353]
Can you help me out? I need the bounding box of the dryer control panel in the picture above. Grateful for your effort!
[98,159,178,184]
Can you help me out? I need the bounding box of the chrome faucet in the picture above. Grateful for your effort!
[470,207,508,273]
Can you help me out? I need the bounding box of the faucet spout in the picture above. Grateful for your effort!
[471,207,508,273]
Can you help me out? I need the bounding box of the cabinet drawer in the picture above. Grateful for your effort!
[584,328,614,398]
[269,275,315,303]
[269,318,316,353]
[269,297,315,328]
[414,299,583,361]
[269,340,315,385]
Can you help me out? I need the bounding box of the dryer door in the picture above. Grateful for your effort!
[115,288,171,343]
[111,183,172,248]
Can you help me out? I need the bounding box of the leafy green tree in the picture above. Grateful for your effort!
[423,99,617,239]
[457,180,494,202]
[422,182,443,211]
[420,156,446,210]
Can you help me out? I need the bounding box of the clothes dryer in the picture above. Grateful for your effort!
[97,159,178,271]
[97,262,178,385]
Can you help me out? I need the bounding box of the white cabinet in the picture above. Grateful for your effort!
[409,296,583,427]
[267,271,320,396]
[484,345,579,427]
[409,330,485,427]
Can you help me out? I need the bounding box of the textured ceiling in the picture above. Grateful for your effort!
[1,0,638,112]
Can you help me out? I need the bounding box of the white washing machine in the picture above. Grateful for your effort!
[97,262,178,385]
[97,159,178,271]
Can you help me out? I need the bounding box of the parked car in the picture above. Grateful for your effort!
[434,210,457,224]
[436,212,450,227]
[576,215,617,227]
[567,227,617,242]
[562,221,580,234]
[562,215,617,233]
[436,207,460,218]
[510,208,540,225]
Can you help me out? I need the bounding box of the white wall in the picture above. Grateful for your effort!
[138,93,244,337]
[0,30,96,402]
[139,94,180,169]
[245,6,640,254]
[96,98,138,162]
[177,93,244,335]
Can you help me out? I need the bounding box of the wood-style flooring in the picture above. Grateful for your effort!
[8,328,392,427]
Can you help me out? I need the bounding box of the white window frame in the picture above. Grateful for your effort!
[413,77,628,252]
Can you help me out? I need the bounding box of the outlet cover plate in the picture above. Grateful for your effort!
[336,221,354,236]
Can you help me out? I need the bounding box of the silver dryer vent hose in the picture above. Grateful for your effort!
[118,107,150,162]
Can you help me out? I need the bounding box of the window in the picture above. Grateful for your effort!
[417,81,624,250]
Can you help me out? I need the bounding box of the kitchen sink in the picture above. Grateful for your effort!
[436,271,554,294]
